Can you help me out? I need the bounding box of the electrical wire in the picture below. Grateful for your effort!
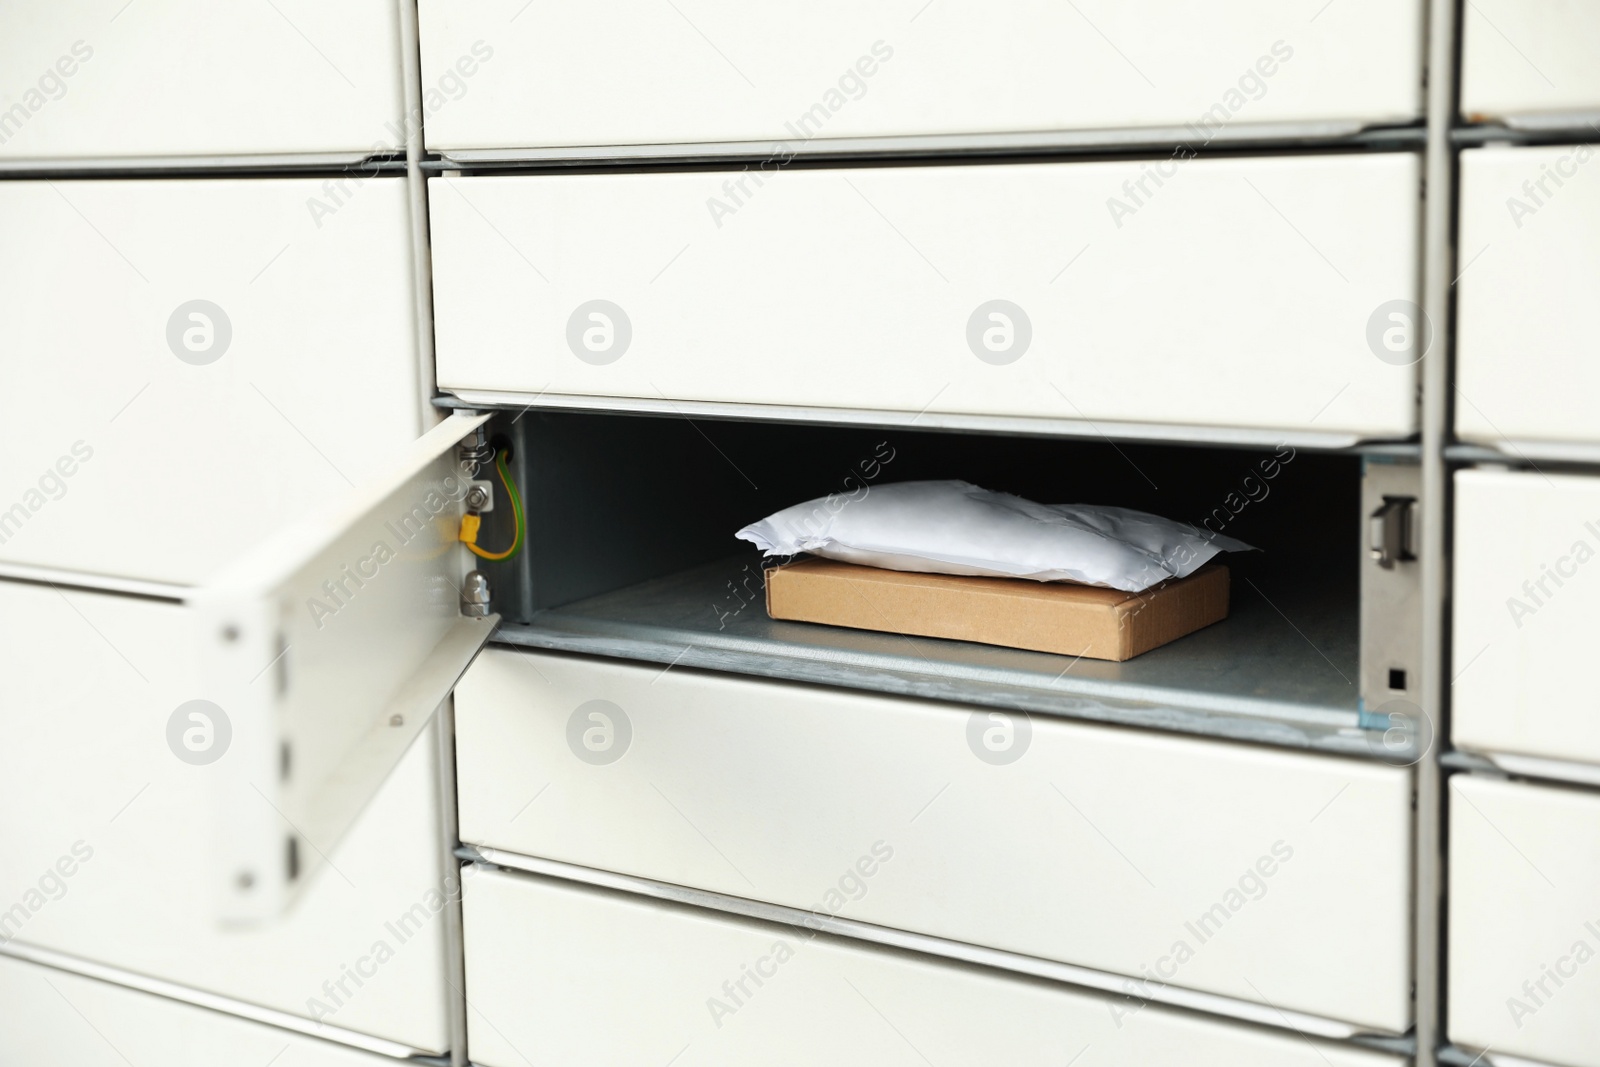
[464,447,525,561]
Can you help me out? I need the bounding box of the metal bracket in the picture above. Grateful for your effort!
[1359,459,1425,736]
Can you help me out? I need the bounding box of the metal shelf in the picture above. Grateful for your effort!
[493,553,1388,759]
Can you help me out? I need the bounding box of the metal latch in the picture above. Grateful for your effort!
[1369,496,1417,569]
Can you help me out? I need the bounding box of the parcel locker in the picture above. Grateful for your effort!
[431,153,1420,442]
[0,178,424,585]
[418,0,1423,154]
[1454,469,1600,769]
[462,867,1406,1067]
[1450,776,1600,1067]
[1460,0,1600,125]
[1456,146,1600,453]
[0,1,405,160]
[456,648,1414,1033]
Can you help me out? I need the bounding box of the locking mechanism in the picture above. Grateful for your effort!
[1358,460,1424,742]
[1368,495,1418,569]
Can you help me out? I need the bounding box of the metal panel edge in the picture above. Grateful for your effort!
[441,389,1371,451]
[489,627,1399,761]
[0,938,427,1061]
[1414,0,1461,1061]
[432,119,1399,166]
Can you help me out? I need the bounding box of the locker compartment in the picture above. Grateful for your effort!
[456,648,1413,1032]
[1449,776,1600,1067]
[463,409,1429,759]
[417,0,1424,154]
[461,867,1406,1066]
[0,953,410,1067]
[430,152,1421,441]
[1453,470,1600,766]
[1457,147,1600,451]
[1460,1,1600,125]
[0,581,455,1053]
[0,1,404,160]
[0,178,422,585]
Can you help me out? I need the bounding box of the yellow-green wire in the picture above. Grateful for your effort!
[465,448,524,561]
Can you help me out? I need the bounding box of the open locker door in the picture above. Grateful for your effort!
[195,412,499,923]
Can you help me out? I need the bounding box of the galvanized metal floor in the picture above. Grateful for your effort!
[496,554,1380,759]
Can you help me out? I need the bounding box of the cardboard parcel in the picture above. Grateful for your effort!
[764,558,1230,662]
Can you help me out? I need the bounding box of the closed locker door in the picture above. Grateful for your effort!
[0,178,422,585]
[1457,146,1600,451]
[0,1,405,159]
[461,867,1405,1067]
[1450,776,1600,1066]
[1454,469,1600,767]
[1460,1,1600,125]
[418,0,1423,152]
[431,153,1420,441]
[455,648,1414,1033]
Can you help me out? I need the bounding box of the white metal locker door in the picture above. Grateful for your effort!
[462,868,1405,1067]
[455,648,1414,1033]
[418,0,1423,153]
[0,1,405,159]
[431,153,1420,441]
[1454,469,1600,769]
[0,178,422,585]
[1457,146,1600,452]
[1460,0,1600,125]
[1449,776,1600,1067]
